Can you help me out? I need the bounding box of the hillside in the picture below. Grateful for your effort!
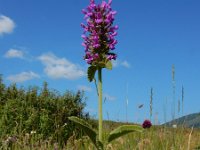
[164,112,200,128]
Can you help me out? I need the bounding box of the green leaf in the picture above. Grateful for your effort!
[98,61,106,68]
[68,116,99,149]
[105,61,112,70]
[87,66,97,82]
[107,125,143,143]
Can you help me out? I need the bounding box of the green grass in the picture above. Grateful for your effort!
[1,122,200,150]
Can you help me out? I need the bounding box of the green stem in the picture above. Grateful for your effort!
[98,68,103,142]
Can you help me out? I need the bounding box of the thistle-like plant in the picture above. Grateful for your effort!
[69,0,143,149]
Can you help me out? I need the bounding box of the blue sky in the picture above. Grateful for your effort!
[0,0,200,124]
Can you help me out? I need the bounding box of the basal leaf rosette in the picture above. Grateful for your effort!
[81,0,118,73]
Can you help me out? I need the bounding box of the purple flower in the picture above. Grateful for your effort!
[107,53,117,60]
[111,31,117,36]
[81,0,118,65]
[142,120,152,129]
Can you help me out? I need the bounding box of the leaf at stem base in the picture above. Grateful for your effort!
[107,125,143,143]
[68,117,97,146]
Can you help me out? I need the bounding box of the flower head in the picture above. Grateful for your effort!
[81,0,118,65]
[172,124,177,128]
[142,120,152,129]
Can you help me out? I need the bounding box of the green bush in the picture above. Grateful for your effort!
[0,75,91,146]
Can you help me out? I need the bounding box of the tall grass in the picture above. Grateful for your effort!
[150,87,153,121]
[1,121,200,149]
[182,86,184,116]
[172,64,176,121]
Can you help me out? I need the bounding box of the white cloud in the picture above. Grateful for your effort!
[4,49,24,59]
[104,93,116,101]
[7,71,40,83]
[0,15,15,35]
[38,53,85,80]
[112,60,118,67]
[121,60,131,68]
[77,85,92,92]
[112,60,131,68]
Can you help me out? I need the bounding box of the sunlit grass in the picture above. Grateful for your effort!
[1,122,200,150]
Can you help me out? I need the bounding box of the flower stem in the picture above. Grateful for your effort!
[98,68,103,142]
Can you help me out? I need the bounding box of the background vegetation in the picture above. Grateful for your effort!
[0,75,95,149]
[0,75,200,149]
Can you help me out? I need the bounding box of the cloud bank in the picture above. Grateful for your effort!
[0,15,15,35]
[7,71,40,83]
[38,53,85,80]
[4,49,24,59]
[112,60,131,68]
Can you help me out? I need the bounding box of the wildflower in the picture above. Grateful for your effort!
[63,123,68,127]
[30,130,36,134]
[172,124,177,128]
[80,0,119,143]
[81,0,118,66]
[142,119,152,128]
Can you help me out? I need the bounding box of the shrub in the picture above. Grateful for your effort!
[0,76,90,146]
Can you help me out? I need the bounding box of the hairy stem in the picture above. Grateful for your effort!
[98,68,103,142]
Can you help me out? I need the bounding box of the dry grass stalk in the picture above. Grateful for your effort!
[187,126,193,150]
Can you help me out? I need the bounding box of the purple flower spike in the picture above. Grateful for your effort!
[111,11,117,15]
[101,1,107,9]
[95,19,103,24]
[81,0,118,65]
[82,9,87,14]
[90,0,95,4]
[112,32,117,36]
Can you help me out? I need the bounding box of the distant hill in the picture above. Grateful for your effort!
[164,112,200,128]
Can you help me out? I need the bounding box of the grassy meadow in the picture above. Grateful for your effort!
[0,76,200,150]
[1,121,200,150]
